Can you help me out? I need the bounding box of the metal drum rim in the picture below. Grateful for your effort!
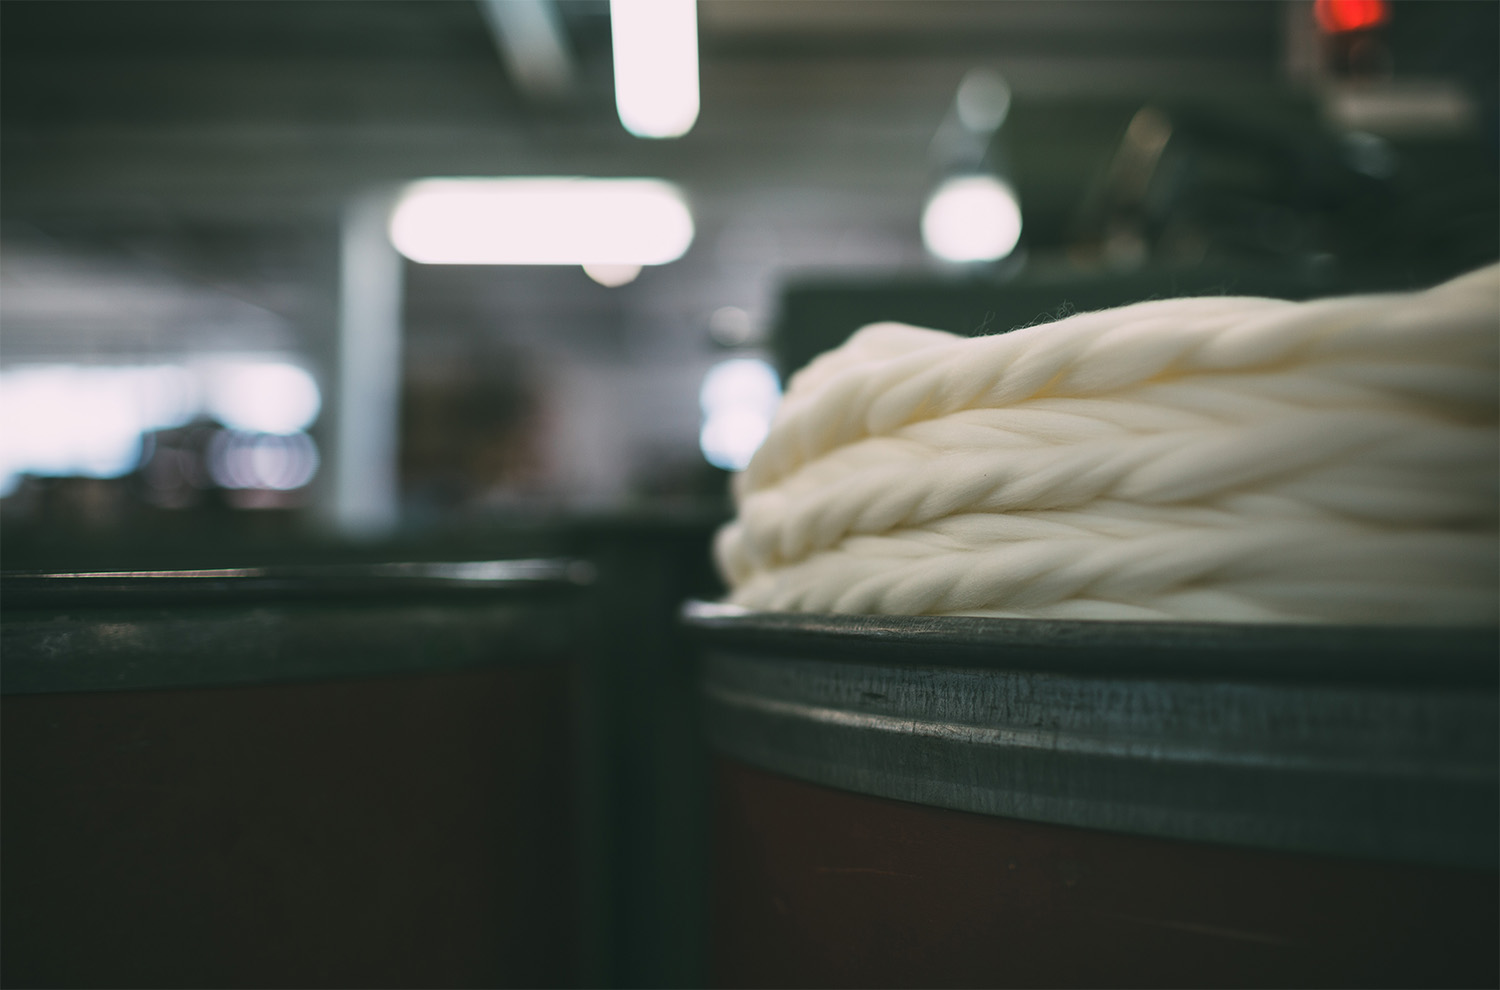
[682,600,1499,686]
[686,601,1500,869]
[2,559,596,611]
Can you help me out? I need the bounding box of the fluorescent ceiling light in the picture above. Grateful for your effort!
[611,0,699,139]
[389,178,694,265]
[921,175,1023,263]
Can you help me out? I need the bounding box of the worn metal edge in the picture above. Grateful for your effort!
[681,601,1500,685]
[1,599,579,695]
[700,650,1500,870]
[1,558,596,612]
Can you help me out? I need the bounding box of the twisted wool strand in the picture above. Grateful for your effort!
[716,265,1500,624]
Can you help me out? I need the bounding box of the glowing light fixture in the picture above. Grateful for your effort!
[921,175,1022,263]
[583,262,642,287]
[204,361,321,435]
[611,0,699,139]
[389,178,694,266]
[1314,0,1389,33]
[0,366,155,490]
[955,69,1011,133]
[0,360,322,497]
[209,430,320,491]
[699,357,780,472]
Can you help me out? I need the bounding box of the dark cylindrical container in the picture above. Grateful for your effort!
[2,561,592,989]
[685,603,1499,989]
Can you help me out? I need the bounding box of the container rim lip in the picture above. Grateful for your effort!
[680,599,1500,686]
[1,559,596,610]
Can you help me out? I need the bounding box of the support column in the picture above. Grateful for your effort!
[327,189,404,538]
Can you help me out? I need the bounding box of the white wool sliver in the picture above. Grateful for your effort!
[716,266,1500,624]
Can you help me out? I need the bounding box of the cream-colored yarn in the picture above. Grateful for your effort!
[716,265,1500,623]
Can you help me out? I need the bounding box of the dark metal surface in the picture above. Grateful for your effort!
[1,558,594,610]
[712,759,1499,990]
[3,559,594,986]
[684,603,1500,869]
[1,560,591,695]
[684,601,1499,684]
[4,662,580,989]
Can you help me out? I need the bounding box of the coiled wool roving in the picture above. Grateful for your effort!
[715,265,1500,623]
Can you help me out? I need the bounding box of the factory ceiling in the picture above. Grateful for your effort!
[1,1,1281,218]
[1,1,1490,366]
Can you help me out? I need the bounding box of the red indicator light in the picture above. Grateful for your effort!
[1314,0,1391,33]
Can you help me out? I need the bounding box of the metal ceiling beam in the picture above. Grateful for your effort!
[476,0,575,101]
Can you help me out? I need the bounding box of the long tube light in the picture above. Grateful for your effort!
[610,0,699,139]
[388,177,694,266]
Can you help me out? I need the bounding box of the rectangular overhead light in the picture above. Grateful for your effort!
[611,0,699,139]
[387,177,694,265]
